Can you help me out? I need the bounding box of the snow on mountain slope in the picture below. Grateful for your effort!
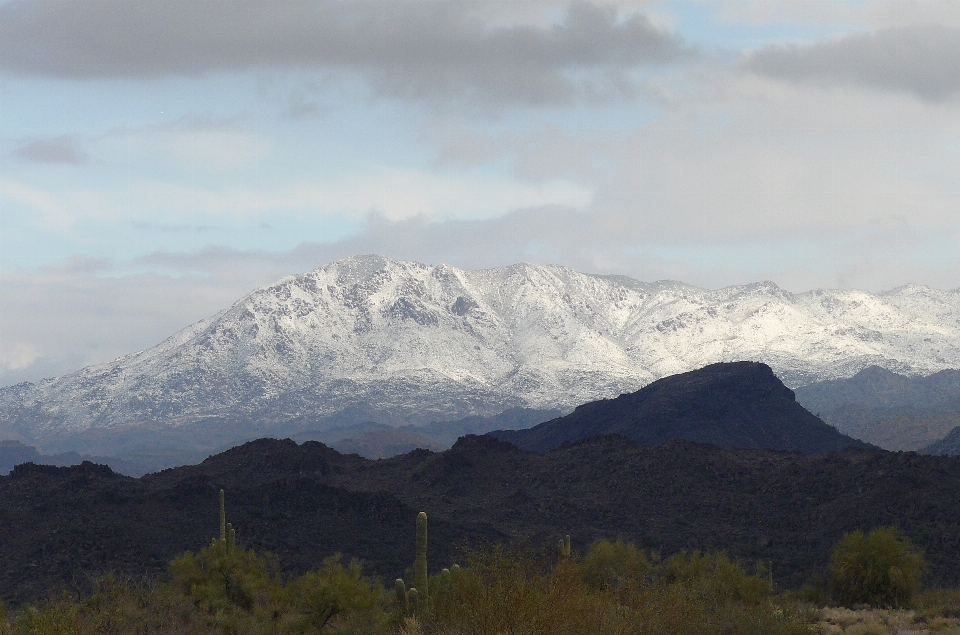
[2,255,959,440]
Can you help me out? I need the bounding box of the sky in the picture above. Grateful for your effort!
[1,0,959,386]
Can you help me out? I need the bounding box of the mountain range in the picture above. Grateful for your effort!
[2,255,958,457]
[795,366,960,451]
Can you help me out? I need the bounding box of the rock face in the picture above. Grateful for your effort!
[490,362,869,453]
[794,366,960,451]
[1,255,958,452]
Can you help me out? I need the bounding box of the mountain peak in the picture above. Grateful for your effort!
[490,361,868,454]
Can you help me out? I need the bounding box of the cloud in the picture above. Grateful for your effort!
[713,0,960,31]
[746,25,960,101]
[100,127,272,171]
[13,136,88,164]
[0,0,690,105]
[0,342,39,372]
[132,203,960,295]
[0,161,593,230]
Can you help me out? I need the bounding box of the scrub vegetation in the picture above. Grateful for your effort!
[0,540,815,635]
[1,504,957,635]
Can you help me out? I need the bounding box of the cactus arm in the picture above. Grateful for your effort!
[414,511,428,601]
[219,489,226,543]
[408,588,419,616]
[395,578,407,614]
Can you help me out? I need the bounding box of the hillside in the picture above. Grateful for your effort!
[2,436,960,606]
[2,256,958,457]
[490,362,868,453]
[924,426,960,455]
[795,366,960,450]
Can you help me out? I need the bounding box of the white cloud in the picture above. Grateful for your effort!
[0,164,593,229]
[0,341,39,372]
[0,177,79,231]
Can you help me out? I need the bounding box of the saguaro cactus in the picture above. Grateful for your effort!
[558,534,571,559]
[407,588,419,616]
[227,523,235,552]
[414,511,428,600]
[395,578,407,615]
[219,489,226,543]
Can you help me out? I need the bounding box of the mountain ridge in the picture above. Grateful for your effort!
[2,255,958,455]
[2,435,960,606]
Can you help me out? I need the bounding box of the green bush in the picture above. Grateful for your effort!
[283,554,384,632]
[581,538,651,595]
[659,550,772,606]
[828,527,926,608]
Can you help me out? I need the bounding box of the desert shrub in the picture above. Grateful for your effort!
[12,601,83,635]
[282,554,386,632]
[425,546,553,633]
[659,550,772,606]
[424,544,812,635]
[5,549,387,635]
[828,527,925,608]
[581,538,652,595]
[793,575,829,606]
[2,541,823,635]
[168,540,282,615]
[915,587,960,619]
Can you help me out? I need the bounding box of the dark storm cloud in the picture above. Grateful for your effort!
[13,136,88,164]
[0,0,689,104]
[747,25,960,101]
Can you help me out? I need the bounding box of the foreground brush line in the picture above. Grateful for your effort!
[3,557,960,635]
[3,516,960,635]
[0,542,817,635]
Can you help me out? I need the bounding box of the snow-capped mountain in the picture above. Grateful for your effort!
[2,255,959,445]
